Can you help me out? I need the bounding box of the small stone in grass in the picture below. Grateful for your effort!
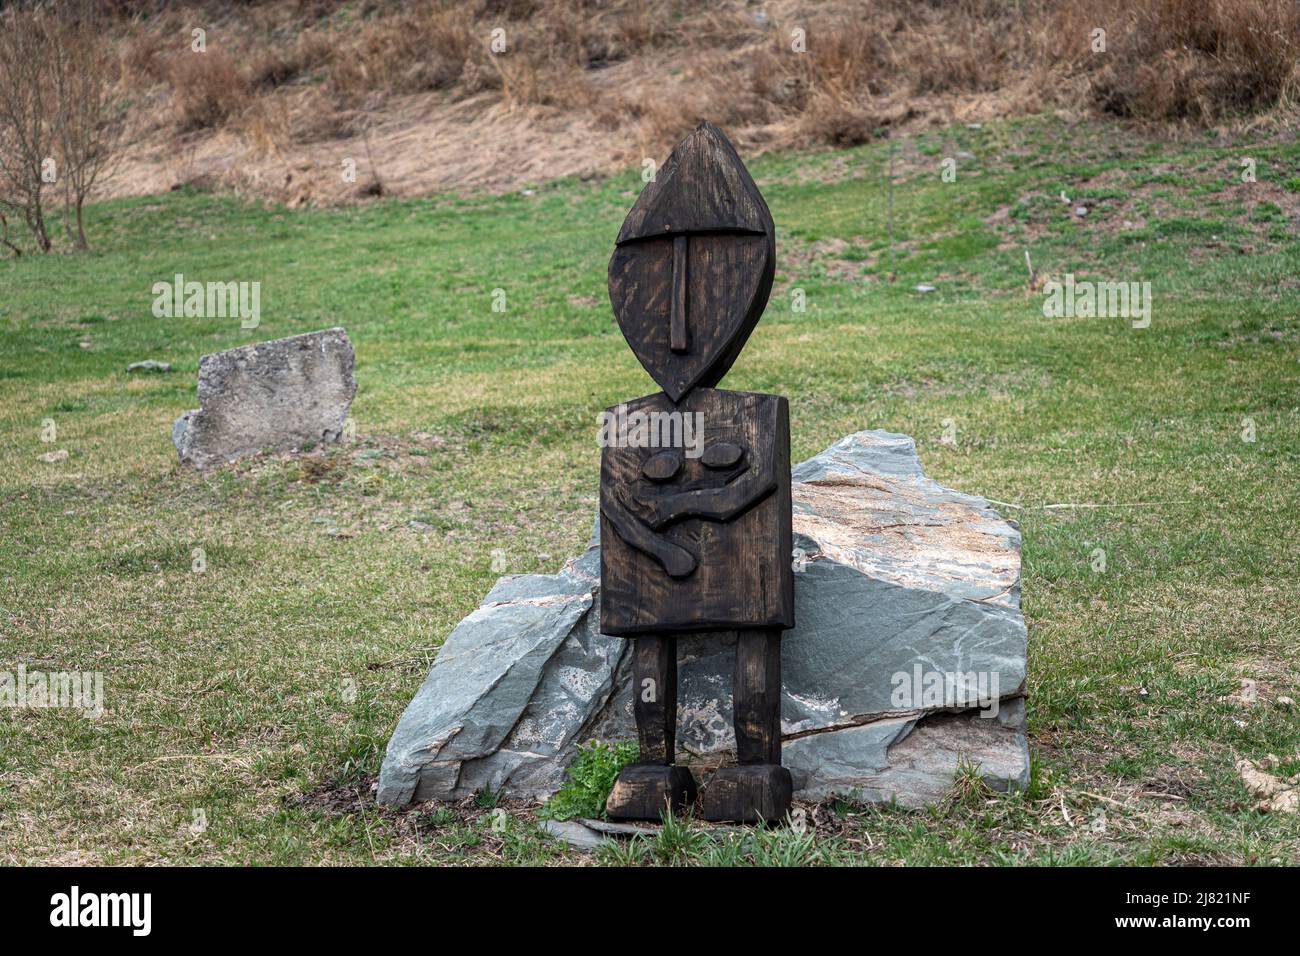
[38,449,69,463]
[1074,206,1089,217]
[1278,696,1295,707]
[539,819,608,850]
[127,360,172,373]
[914,284,936,293]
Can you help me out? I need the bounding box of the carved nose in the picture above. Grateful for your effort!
[670,235,688,353]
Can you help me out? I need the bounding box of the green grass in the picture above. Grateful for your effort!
[1,115,1298,865]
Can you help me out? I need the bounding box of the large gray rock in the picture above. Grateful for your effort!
[377,430,1029,808]
[172,328,356,469]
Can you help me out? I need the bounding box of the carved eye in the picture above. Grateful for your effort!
[701,442,743,468]
[641,450,682,481]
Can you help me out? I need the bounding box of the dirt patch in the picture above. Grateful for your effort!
[289,776,377,815]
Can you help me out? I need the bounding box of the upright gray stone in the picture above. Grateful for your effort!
[172,328,356,470]
[377,430,1029,808]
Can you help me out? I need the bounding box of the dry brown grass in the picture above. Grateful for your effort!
[246,29,334,91]
[327,5,479,103]
[88,0,1300,203]
[167,48,252,132]
[1053,0,1300,121]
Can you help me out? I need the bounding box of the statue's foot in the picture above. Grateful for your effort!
[604,763,697,820]
[701,764,793,823]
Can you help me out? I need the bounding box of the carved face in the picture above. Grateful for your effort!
[608,122,775,403]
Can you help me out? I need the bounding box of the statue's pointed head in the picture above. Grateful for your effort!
[608,122,775,402]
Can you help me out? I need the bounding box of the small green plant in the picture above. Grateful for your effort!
[700,820,832,866]
[650,807,709,864]
[474,784,504,809]
[830,789,876,817]
[1249,200,1287,223]
[424,807,456,827]
[539,739,638,821]
[597,834,652,866]
[1024,752,1051,800]
[701,839,746,866]
[939,757,996,814]
[745,822,823,867]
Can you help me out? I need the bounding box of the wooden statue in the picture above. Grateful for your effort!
[600,121,794,823]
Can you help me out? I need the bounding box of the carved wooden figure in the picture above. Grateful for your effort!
[600,121,794,823]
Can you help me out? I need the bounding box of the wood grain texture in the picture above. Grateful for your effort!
[599,388,793,635]
[609,232,772,402]
[599,121,793,823]
[615,120,771,243]
[632,634,677,764]
[608,121,775,403]
[734,629,782,765]
[670,234,689,353]
[605,763,698,821]
[701,763,793,823]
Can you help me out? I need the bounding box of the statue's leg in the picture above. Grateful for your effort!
[702,628,793,823]
[633,633,676,764]
[734,629,782,764]
[605,634,697,820]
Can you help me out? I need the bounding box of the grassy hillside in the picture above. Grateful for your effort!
[1,116,1298,864]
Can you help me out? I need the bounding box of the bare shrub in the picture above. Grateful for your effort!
[168,48,251,131]
[0,7,57,252]
[0,206,21,257]
[49,7,125,249]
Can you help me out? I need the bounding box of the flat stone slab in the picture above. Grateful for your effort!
[378,430,1028,808]
[538,819,610,850]
[172,328,356,469]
